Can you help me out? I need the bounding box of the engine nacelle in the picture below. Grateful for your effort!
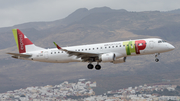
[113,57,126,64]
[100,53,116,62]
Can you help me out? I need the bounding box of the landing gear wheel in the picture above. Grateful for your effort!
[95,64,101,70]
[87,64,94,69]
[155,58,159,62]
[155,53,160,62]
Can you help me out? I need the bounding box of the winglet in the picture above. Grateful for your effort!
[53,42,62,49]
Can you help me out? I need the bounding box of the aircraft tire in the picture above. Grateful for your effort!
[155,58,159,62]
[95,64,101,70]
[87,64,94,69]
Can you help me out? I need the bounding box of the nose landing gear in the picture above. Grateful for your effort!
[155,58,159,62]
[155,53,160,62]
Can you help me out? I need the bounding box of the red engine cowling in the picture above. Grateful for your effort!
[100,53,116,62]
[113,57,126,64]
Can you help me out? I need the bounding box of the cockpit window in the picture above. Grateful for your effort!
[158,40,167,43]
[162,40,166,42]
[158,40,162,43]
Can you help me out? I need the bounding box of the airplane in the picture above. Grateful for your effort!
[7,29,175,70]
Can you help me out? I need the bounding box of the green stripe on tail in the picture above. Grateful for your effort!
[12,29,19,52]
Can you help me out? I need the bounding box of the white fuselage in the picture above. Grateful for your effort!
[22,38,174,63]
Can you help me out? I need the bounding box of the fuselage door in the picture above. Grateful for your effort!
[149,41,154,49]
[44,51,48,59]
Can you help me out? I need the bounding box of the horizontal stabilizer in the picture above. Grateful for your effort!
[7,52,32,57]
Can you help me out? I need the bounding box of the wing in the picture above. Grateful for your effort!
[53,42,101,62]
[7,52,32,58]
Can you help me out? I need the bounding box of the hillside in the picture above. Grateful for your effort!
[0,7,180,93]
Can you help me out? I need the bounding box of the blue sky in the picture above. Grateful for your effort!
[0,0,180,28]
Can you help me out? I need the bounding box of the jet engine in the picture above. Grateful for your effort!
[113,57,126,64]
[100,53,116,62]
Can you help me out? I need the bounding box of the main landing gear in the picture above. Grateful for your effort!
[87,63,101,70]
[87,64,93,69]
[155,53,160,62]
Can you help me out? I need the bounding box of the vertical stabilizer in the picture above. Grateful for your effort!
[12,29,44,53]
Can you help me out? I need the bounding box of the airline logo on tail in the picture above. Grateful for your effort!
[12,29,33,53]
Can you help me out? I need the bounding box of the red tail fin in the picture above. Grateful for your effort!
[13,29,33,53]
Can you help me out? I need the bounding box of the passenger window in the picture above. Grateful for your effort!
[97,48,98,49]
[51,52,53,54]
[101,47,102,49]
[112,46,114,48]
[109,46,111,48]
[82,49,83,51]
[89,48,91,50]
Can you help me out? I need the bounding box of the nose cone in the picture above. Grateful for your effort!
[168,44,175,50]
